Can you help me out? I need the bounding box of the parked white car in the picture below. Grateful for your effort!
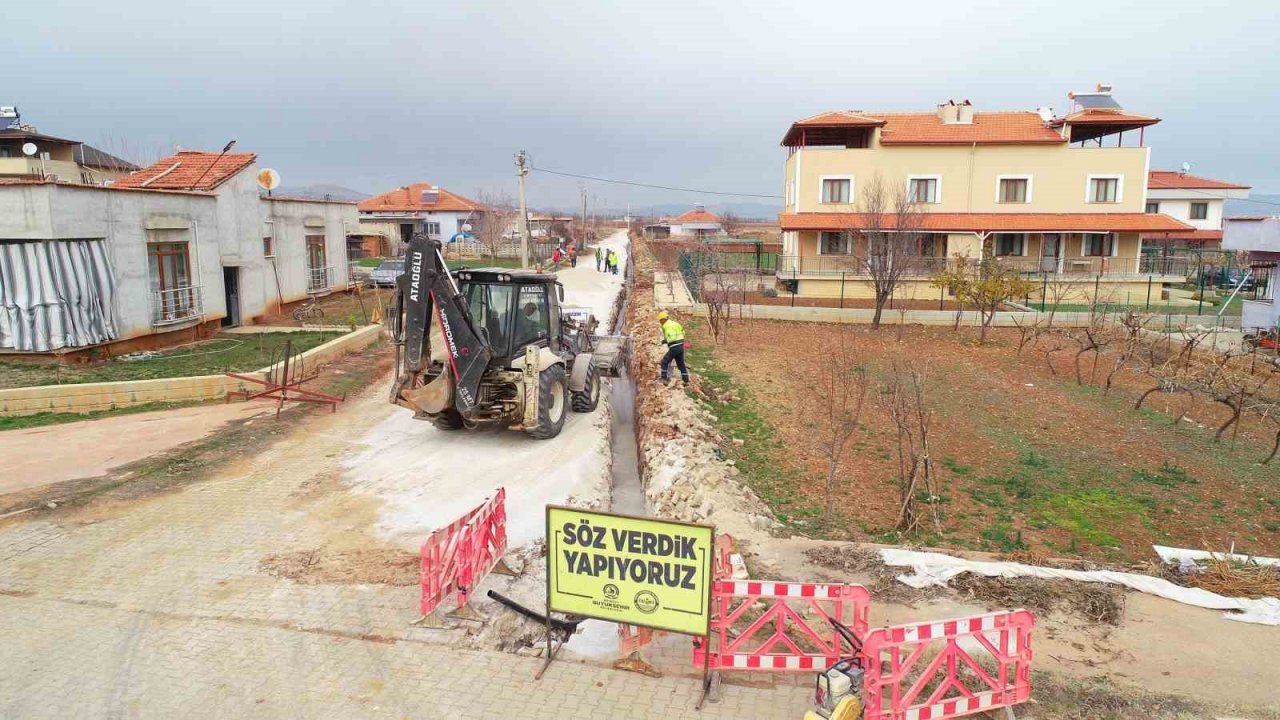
[369,259,404,287]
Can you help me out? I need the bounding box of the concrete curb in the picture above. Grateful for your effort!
[0,324,385,418]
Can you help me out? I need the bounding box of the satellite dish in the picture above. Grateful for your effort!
[257,168,281,192]
[1037,107,1054,124]
[1179,162,1192,176]
[22,142,37,157]
[461,223,472,233]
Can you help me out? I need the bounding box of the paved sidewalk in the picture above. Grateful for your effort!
[0,593,808,718]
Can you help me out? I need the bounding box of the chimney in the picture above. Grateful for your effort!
[937,100,959,124]
[956,99,974,124]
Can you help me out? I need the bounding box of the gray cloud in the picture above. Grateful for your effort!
[6,0,1278,208]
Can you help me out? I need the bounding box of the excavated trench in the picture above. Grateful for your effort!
[607,250,647,517]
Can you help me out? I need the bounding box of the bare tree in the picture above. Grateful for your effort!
[718,211,743,237]
[846,174,924,329]
[811,327,870,525]
[888,365,941,535]
[471,189,516,260]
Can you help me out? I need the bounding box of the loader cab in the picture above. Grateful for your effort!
[455,268,563,365]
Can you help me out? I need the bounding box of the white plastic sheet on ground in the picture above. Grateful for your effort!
[879,548,1280,626]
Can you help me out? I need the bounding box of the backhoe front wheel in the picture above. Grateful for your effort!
[528,364,569,440]
[571,362,600,413]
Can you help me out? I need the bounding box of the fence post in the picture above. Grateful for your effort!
[1146,275,1153,310]
[840,272,845,309]
[940,283,945,311]
[1093,273,1101,305]
[791,265,797,307]
[1040,272,1047,312]
[1198,270,1206,315]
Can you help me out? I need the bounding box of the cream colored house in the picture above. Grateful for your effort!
[777,88,1195,303]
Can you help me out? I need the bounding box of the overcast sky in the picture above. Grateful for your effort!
[7,0,1279,211]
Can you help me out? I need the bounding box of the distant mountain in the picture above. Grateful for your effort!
[1226,194,1280,218]
[271,184,370,202]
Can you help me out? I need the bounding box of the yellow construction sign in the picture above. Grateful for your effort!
[546,506,714,636]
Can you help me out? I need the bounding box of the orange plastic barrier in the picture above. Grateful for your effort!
[417,489,511,626]
[693,580,871,671]
[861,610,1034,720]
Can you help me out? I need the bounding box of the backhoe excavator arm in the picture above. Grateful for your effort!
[393,233,493,417]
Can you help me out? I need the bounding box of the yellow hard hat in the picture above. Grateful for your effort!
[657,311,669,321]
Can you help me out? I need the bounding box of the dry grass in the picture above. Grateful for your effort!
[1157,556,1280,599]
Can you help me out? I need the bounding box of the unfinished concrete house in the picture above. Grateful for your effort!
[0,149,357,354]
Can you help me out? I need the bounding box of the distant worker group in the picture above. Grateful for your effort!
[596,246,619,275]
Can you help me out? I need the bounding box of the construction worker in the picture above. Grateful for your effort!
[656,311,688,387]
[595,246,604,272]
[607,249,620,275]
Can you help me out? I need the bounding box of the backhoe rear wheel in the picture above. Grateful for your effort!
[528,364,569,440]
[571,362,600,413]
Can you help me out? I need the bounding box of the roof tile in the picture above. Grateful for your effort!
[1149,170,1250,190]
[114,150,257,191]
[357,183,484,213]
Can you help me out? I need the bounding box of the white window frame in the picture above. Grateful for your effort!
[1189,201,1209,220]
[907,175,942,204]
[1145,201,1160,214]
[1085,174,1124,204]
[818,175,854,205]
[995,174,1033,204]
[817,231,851,255]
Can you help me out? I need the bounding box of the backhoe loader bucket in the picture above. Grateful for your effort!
[588,334,630,377]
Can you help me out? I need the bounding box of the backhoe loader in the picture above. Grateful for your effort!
[389,233,628,439]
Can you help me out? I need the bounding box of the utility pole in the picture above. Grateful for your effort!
[579,184,588,252]
[514,150,531,269]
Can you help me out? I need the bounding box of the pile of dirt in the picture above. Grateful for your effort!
[260,547,419,586]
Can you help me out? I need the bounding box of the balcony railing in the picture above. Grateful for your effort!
[776,255,958,277]
[151,286,203,326]
[997,256,1197,277]
[778,254,1201,279]
[308,265,333,293]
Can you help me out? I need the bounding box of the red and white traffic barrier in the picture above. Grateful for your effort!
[417,488,513,627]
[861,609,1034,720]
[693,580,871,671]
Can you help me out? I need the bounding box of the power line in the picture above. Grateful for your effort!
[529,166,782,199]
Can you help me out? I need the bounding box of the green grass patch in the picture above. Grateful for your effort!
[0,331,342,389]
[1131,462,1197,488]
[1032,489,1148,549]
[355,257,385,267]
[0,400,208,432]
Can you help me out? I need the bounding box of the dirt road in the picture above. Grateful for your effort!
[0,402,270,494]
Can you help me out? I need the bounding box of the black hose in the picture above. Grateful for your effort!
[486,590,583,634]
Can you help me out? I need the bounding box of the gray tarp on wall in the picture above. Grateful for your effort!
[0,239,119,352]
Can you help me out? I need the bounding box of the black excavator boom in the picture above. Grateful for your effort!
[394,233,493,417]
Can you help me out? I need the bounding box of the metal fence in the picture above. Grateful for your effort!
[151,286,203,326]
[308,265,333,293]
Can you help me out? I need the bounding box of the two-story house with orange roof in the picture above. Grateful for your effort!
[1143,170,1251,251]
[777,86,1195,304]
